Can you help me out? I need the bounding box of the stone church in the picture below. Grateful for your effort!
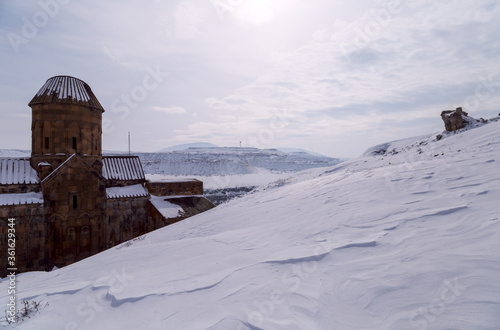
[0,76,214,277]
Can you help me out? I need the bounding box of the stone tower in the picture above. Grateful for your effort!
[0,75,215,277]
[29,75,104,179]
[28,76,107,266]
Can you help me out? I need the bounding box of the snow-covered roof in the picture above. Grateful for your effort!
[41,153,77,184]
[0,191,43,206]
[150,195,183,218]
[0,158,39,185]
[102,156,145,181]
[28,75,104,111]
[148,178,201,183]
[106,184,149,199]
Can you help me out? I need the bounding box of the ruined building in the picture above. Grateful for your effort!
[0,76,214,277]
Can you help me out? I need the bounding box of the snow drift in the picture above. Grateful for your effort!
[1,119,499,329]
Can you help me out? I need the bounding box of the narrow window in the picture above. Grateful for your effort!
[72,137,77,149]
[45,137,50,150]
[67,227,76,240]
[72,195,78,209]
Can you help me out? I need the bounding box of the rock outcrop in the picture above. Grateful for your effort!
[441,107,469,131]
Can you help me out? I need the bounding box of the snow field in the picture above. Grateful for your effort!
[1,120,499,329]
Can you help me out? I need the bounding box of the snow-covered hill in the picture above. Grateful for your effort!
[1,119,500,329]
[138,147,342,176]
[138,147,343,204]
[0,149,30,158]
[157,142,219,153]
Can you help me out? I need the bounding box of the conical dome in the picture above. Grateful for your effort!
[29,75,104,112]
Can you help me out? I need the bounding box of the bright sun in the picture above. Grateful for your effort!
[235,0,276,25]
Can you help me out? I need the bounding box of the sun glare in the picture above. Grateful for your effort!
[235,0,276,25]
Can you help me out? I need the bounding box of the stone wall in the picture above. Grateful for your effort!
[41,155,107,267]
[31,102,102,173]
[0,183,40,194]
[146,179,203,197]
[105,196,151,247]
[441,107,468,132]
[166,196,216,220]
[0,203,45,277]
[0,193,216,277]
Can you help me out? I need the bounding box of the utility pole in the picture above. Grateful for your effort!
[128,132,131,155]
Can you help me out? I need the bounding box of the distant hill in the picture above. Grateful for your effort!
[0,149,30,158]
[138,147,343,176]
[157,142,219,152]
[276,147,329,157]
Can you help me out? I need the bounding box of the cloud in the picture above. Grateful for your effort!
[152,106,187,114]
[173,0,206,40]
[102,46,123,64]
[232,0,275,26]
[202,0,500,116]
[2,0,500,157]
[169,0,500,156]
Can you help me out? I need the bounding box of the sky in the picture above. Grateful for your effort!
[1,0,499,158]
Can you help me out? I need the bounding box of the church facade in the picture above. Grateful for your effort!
[0,76,214,277]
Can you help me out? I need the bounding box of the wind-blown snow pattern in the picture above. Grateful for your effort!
[1,120,500,329]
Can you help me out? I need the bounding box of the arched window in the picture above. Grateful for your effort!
[81,225,90,246]
[66,227,76,240]
[81,226,90,238]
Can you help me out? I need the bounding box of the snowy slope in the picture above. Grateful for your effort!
[1,120,500,329]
